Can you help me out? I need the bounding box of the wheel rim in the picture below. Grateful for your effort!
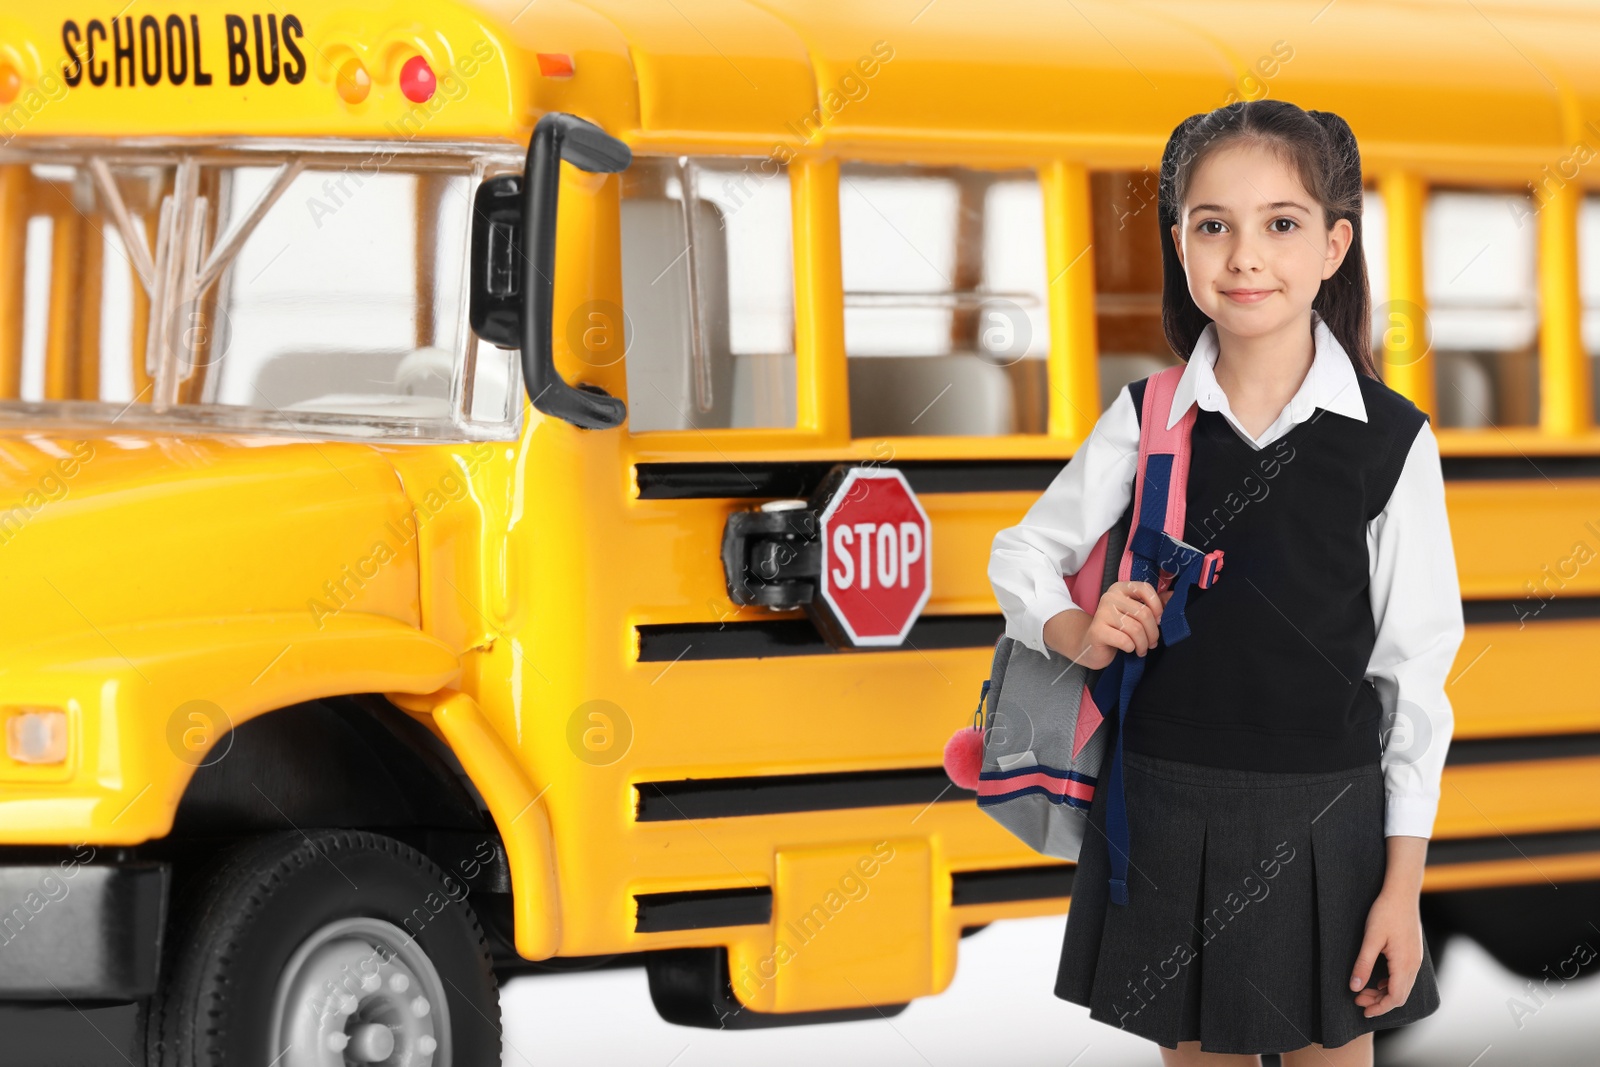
[268,916,452,1066]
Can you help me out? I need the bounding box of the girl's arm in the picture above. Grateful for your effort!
[1353,418,1463,1015]
[1365,417,1466,846]
[988,383,1140,659]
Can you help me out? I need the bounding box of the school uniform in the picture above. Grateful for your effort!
[987,310,1465,1054]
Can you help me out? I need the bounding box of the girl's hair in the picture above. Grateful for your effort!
[1157,100,1377,379]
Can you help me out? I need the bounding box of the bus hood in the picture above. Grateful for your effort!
[0,430,423,653]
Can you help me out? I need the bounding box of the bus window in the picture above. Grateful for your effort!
[619,155,797,433]
[0,159,170,408]
[839,162,1048,437]
[178,161,519,435]
[1091,168,1176,411]
[1424,189,1539,429]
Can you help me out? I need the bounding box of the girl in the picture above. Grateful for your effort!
[987,100,1465,1066]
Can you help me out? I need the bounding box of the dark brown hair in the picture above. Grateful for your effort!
[1157,99,1377,379]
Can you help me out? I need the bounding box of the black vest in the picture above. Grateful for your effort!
[1118,371,1429,773]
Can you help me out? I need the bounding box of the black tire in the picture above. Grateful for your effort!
[147,829,500,1066]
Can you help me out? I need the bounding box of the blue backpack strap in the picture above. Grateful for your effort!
[1090,450,1224,906]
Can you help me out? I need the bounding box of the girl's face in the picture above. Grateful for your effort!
[1169,140,1353,340]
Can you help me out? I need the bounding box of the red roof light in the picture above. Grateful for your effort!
[399,55,436,102]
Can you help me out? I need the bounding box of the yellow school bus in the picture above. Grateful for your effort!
[1,0,1599,1061]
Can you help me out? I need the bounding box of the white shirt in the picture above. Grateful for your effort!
[987,312,1465,840]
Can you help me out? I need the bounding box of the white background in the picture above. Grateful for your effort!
[498,914,1600,1066]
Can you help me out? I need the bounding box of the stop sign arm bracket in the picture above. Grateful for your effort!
[720,506,823,610]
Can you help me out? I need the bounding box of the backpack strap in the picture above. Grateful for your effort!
[1118,365,1200,588]
[1093,365,1226,906]
[1064,368,1198,621]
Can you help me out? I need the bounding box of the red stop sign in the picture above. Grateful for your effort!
[816,468,933,647]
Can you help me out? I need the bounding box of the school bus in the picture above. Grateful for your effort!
[1,0,1600,1061]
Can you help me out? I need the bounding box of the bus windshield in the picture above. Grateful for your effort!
[0,140,524,441]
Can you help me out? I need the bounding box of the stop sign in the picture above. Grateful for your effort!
[814,467,933,647]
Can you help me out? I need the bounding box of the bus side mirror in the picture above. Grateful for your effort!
[469,175,524,349]
[469,112,632,431]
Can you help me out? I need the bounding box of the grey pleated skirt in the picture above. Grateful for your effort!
[1055,747,1441,1055]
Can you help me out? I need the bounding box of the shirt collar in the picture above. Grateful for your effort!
[1165,309,1368,431]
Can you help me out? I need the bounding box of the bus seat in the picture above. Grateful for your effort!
[248,349,411,409]
[240,342,509,424]
[245,347,453,420]
[277,392,456,420]
[1098,353,1175,412]
[1434,350,1492,429]
[394,346,454,399]
[729,352,796,427]
[619,197,735,432]
[847,353,1014,437]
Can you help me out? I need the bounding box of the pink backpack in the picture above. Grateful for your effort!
[947,365,1225,904]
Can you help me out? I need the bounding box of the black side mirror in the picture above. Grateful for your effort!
[469,174,524,348]
[469,112,632,430]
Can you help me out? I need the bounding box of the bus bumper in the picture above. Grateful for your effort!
[0,861,168,999]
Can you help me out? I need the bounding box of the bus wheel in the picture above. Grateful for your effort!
[147,829,500,1066]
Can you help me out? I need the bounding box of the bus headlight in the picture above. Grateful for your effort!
[5,707,69,765]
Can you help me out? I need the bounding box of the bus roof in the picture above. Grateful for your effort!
[4,0,1595,182]
[516,0,1599,180]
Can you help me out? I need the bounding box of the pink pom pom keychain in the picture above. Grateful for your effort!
[943,678,990,790]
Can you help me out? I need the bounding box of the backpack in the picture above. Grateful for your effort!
[944,365,1226,905]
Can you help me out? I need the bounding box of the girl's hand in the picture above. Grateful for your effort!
[1046,581,1173,670]
[1350,889,1424,1015]
[1090,580,1174,665]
